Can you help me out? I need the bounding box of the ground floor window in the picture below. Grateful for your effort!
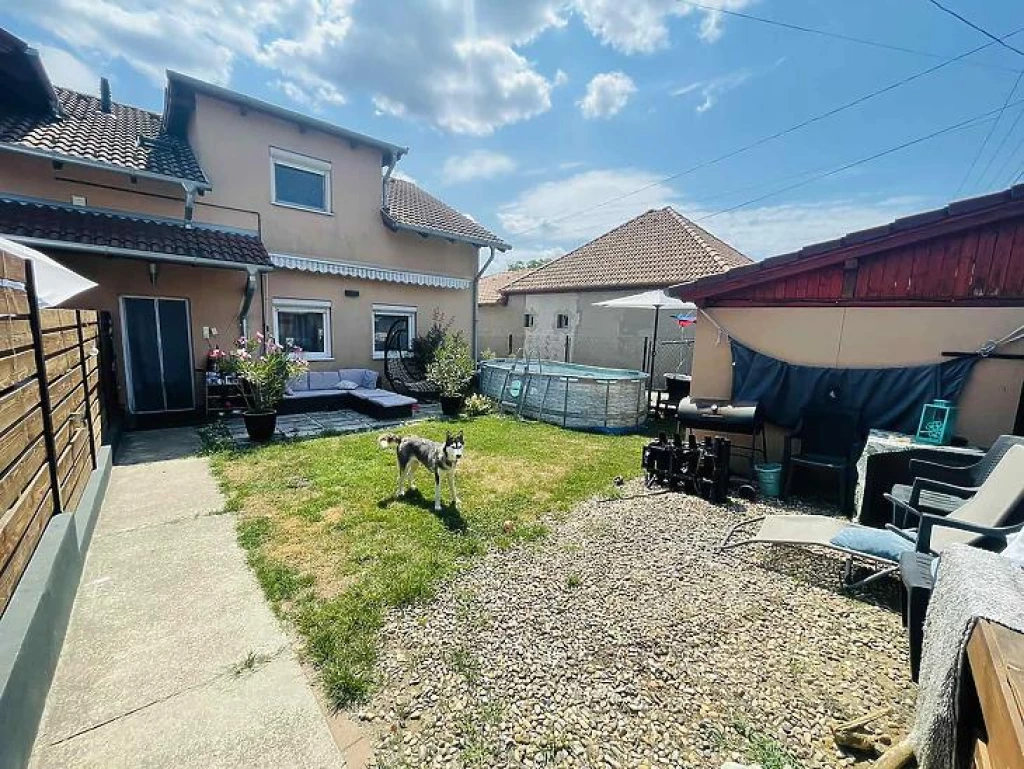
[273,298,331,360]
[556,313,570,329]
[373,304,416,359]
[524,313,535,328]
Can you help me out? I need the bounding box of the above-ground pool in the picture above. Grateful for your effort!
[478,359,648,433]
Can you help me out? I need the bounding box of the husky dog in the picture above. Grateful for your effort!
[378,431,464,511]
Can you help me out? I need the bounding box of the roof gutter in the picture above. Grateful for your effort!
[4,235,273,272]
[471,246,496,360]
[0,143,212,191]
[380,210,511,252]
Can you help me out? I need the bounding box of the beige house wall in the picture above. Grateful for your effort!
[265,269,472,377]
[0,150,258,231]
[46,250,257,409]
[690,306,1024,454]
[479,290,694,382]
[186,93,478,279]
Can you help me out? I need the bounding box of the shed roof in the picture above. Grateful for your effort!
[670,185,1024,306]
[504,207,750,294]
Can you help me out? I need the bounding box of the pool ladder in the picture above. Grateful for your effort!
[497,352,543,417]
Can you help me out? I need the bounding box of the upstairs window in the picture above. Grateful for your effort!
[556,313,570,329]
[271,147,331,213]
[523,313,535,328]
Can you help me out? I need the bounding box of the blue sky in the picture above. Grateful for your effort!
[2,0,1023,271]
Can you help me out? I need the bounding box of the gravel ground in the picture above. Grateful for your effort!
[359,482,917,768]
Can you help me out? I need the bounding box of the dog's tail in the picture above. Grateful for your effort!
[378,433,402,450]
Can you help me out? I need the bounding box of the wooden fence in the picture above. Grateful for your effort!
[0,252,104,617]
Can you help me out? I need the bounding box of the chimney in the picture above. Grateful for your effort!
[99,77,111,113]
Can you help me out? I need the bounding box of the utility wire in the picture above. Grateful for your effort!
[925,0,1024,58]
[954,68,1024,196]
[995,121,1024,186]
[676,0,1021,72]
[693,104,1015,223]
[511,25,1024,240]
[975,102,1024,191]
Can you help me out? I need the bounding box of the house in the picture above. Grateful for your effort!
[669,185,1024,452]
[477,267,536,356]
[479,207,749,382]
[0,32,508,418]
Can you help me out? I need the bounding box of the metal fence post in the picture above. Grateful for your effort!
[24,261,62,516]
[564,335,570,363]
[75,310,97,469]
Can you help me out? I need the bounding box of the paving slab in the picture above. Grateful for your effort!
[29,428,346,769]
[33,656,343,769]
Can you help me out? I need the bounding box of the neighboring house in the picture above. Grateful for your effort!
[477,267,535,356]
[0,33,508,417]
[480,207,750,383]
[669,186,1024,451]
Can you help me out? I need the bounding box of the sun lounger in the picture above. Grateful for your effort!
[720,445,1024,589]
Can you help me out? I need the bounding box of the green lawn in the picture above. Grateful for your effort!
[210,415,648,708]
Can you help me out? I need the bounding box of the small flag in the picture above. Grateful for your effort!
[674,311,697,328]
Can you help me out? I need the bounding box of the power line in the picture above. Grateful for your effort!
[954,68,1024,196]
[995,119,1024,186]
[694,104,1014,223]
[976,102,1024,190]
[925,0,1024,58]
[511,25,1024,240]
[676,0,1020,72]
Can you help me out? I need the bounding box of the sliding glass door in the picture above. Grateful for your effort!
[121,296,195,413]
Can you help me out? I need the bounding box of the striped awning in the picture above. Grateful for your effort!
[270,252,470,289]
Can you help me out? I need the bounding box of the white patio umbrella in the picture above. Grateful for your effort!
[0,236,96,307]
[593,289,697,384]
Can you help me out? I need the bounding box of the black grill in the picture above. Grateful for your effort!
[675,397,767,477]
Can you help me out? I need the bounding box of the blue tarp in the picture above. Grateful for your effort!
[730,340,978,433]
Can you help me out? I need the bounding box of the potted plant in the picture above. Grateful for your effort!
[427,329,474,417]
[230,332,308,442]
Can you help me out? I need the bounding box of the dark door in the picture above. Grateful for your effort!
[121,297,195,413]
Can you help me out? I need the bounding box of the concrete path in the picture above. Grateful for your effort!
[29,428,348,769]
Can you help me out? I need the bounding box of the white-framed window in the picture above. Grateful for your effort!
[523,313,535,328]
[556,313,570,329]
[273,298,332,360]
[270,147,331,214]
[373,304,417,360]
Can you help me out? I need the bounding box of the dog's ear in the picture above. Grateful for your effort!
[457,431,464,443]
[445,431,453,444]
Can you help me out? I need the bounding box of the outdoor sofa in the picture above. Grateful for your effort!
[281,368,417,419]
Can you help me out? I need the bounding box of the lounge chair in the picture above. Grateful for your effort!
[720,445,1024,589]
[888,434,1024,518]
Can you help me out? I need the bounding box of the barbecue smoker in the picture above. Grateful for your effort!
[641,397,765,504]
[642,432,732,504]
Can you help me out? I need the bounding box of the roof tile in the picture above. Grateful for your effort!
[384,178,509,249]
[478,268,535,304]
[504,207,750,294]
[0,88,208,184]
[0,198,270,266]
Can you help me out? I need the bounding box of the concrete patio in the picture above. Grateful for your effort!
[221,404,442,446]
[28,429,353,769]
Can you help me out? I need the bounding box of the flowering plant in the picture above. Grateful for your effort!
[208,346,239,377]
[230,332,308,413]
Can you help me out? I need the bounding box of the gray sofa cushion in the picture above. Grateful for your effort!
[287,373,310,392]
[308,371,342,391]
[349,388,417,406]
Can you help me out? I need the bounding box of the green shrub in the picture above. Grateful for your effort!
[463,394,495,416]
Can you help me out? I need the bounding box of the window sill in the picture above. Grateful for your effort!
[271,201,334,216]
[372,351,412,360]
[303,355,334,362]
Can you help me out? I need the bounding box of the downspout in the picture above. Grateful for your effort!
[381,153,398,209]
[182,183,198,228]
[239,267,258,336]
[472,246,496,360]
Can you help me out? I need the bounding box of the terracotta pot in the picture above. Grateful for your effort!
[243,410,277,442]
[439,395,465,417]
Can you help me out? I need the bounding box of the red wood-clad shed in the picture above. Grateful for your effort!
[669,186,1024,449]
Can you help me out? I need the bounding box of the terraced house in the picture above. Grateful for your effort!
[0,31,508,418]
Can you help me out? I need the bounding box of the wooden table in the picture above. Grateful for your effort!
[963,619,1024,768]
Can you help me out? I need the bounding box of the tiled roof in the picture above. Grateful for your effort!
[0,87,208,185]
[384,178,510,250]
[504,207,750,294]
[478,268,535,305]
[0,198,270,267]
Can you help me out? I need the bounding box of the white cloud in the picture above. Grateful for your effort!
[33,44,100,95]
[442,150,517,185]
[498,167,927,260]
[13,0,753,135]
[672,70,750,113]
[578,71,636,119]
[391,169,419,186]
[554,69,569,86]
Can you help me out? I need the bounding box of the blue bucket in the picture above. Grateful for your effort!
[755,463,782,497]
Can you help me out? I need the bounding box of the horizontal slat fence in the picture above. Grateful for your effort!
[0,252,105,617]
